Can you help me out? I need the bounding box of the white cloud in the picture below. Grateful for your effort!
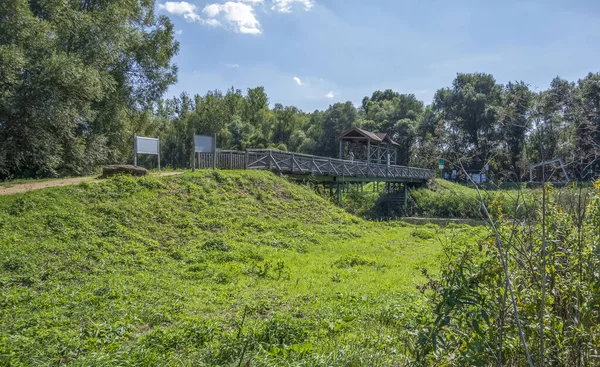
[159,0,315,35]
[293,76,303,86]
[158,1,200,22]
[325,91,334,99]
[271,0,314,13]
[225,63,241,68]
[201,18,222,27]
[175,29,183,35]
[202,1,262,34]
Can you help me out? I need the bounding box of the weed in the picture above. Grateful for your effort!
[333,254,376,268]
[202,238,232,252]
[411,228,435,240]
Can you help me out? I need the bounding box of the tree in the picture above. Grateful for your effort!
[0,0,178,179]
[411,106,443,169]
[498,81,534,179]
[314,102,358,157]
[571,73,600,179]
[434,73,502,167]
[527,78,574,169]
[359,90,424,165]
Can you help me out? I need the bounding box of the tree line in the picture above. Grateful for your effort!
[1,2,600,181]
[140,71,600,183]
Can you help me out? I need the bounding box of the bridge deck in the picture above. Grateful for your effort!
[198,149,434,183]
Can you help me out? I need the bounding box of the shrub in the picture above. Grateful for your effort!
[411,228,435,240]
[201,238,232,252]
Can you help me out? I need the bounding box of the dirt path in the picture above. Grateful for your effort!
[0,172,184,196]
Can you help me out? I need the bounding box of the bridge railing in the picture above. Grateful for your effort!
[248,149,434,180]
[197,149,434,181]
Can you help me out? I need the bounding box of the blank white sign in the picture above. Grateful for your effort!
[194,135,214,153]
[136,137,159,155]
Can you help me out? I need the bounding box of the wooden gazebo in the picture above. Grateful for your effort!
[338,127,399,166]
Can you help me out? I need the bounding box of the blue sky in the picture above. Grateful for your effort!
[158,0,600,111]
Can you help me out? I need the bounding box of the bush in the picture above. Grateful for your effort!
[411,228,435,240]
[201,238,232,252]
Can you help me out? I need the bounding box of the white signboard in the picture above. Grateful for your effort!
[194,135,214,153]
[136,136,159,155]
[134,135,160,169]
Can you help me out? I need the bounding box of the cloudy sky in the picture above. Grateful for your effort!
[158,0,600,111]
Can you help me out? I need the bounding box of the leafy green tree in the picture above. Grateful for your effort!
[411,106,443,169]
[314,102,357,157]
[571,73,600,179]
[359,90,424,165]
[497,81,534,179]
[434,73,502,167]
[527,78,575,167]
[0,0,178,178]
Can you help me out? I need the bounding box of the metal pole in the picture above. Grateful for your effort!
[133,134,137,166]
[339,140,342,160]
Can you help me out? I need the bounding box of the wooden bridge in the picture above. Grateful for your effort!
[197,149,434,183]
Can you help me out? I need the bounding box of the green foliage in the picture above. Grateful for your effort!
[202,238,233,252]
[411,179,538,219]
[333,254,375,268]
[413,182,600,366]
[0,170,487,365]
[0,0,179,179]
[411,228,435,240]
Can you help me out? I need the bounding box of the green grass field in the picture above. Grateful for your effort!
[0,171,485,366]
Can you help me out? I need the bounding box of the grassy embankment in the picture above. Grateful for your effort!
[343,179,539,220]
[0,170,485,366]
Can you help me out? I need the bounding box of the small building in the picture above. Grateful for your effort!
[338,127,399,166]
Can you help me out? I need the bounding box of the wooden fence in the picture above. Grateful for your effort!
[197,150,246,170]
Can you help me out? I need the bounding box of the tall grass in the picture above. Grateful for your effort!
[0,170,486,366]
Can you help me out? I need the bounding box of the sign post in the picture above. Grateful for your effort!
[134,134,137,167]
[134,135,160,169]
[194,134,217,170]
[213,134,217,170]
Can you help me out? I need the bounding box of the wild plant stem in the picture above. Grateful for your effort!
[540,181,547,367]
[461,165,535,367]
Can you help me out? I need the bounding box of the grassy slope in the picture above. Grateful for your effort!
[410,179,538,219]
[0,171,483,366]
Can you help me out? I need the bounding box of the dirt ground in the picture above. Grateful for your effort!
[0,172,183,196]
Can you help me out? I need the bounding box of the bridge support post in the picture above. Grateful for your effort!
[337,183,343,207]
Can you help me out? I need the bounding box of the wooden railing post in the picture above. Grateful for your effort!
[268,150,273,170]
[291,153,295,172]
